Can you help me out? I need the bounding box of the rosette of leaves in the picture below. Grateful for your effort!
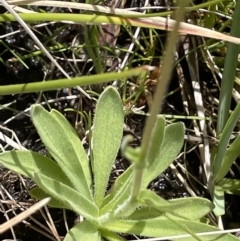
[0,86,238,241]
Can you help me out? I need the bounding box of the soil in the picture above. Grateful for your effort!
[0,0,240,240]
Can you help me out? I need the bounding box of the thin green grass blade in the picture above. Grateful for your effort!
[203,4,216,29]
[215,133,240,182]
[92,86,124,207]
[0,12,240,45]
[216,0,240,135]
[84,25,103,74]
[213,103,240,181]
[0,65,152,95]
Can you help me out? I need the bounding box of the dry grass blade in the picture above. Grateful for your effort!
[0,197,51,234]
[6,1,240,44]
[0,0,90,98]
[0,132,26,150]
[181,33,211,185]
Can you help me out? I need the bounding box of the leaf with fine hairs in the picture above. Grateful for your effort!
[100,165,133,215]
[64,220,101,241]
[142,122,184,187]
[92,86,124,207]
[34,171,99,221]
[0,151,72,188]
[102,217,239,241]
[144,116,166,167]
[30,187,69,209]
[137,190,213,221]
[31,105,93,201]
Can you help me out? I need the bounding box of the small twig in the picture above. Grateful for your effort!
[0,197,50,234]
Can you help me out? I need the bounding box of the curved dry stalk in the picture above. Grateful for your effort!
[6,1,240,44]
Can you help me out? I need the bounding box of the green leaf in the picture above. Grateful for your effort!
[30,187,69,209]
[138,189,172,211]
[215,134,240,182]
[64,220,101,241]
[166,197,214,221]
[145,116,165,166]
[137,190,213,221]
[129,206,207,222]
[31,105,92,201]
[34,171,99,221]
[122,145,141,164]
[213,102,240,180]
[128,206,162,220]
[143,122,184,187]
[218,178,240,191]
[50,109,92,186]
[92,86,124,207]
[213,185,225,216]
[100,229,126,241]
[224,190,240,195]
[129,206,207,223]
[203,5,216,29]
[100,166,133,214]
[103,217,239,241]
[0,151,72,188]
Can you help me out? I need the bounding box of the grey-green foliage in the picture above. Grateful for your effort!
[0,86,238,241]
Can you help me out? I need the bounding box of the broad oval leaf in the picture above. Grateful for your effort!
[64,220,101,241]
[0,151,72,188]
[92,86,124,207]
[31,105,92,201]
[143,122,185,187]
[34,171,99,220]
[166,197,214,220]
